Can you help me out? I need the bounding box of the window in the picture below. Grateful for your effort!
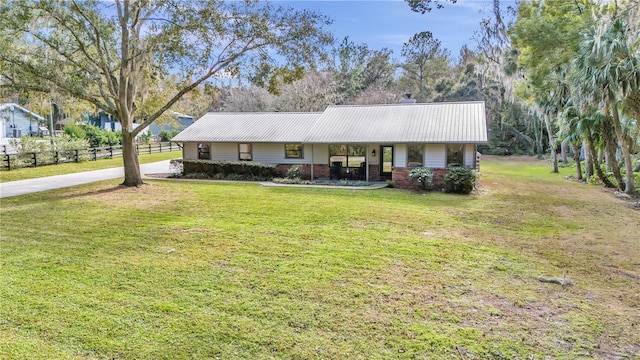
[329,144,365,167]
[446,144,464,167]
[285,144,304,159]
[197,143,210,160]
[239,143,252,161]
[407,145,423,167]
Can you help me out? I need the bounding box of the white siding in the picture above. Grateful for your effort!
[313,144,329,164]
[211,143,238,161]
[253,143,310,164]
[464,144,475,168]
[183,142,198,160]
[395,144,407,168]
[425,144,446,168]
[366,144,377,165]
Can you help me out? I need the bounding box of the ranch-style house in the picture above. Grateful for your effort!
[172,101,488,188]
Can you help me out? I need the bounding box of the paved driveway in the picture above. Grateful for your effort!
[0,160,171,199]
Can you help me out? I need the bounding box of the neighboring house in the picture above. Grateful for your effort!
[146,111,194,137]
[87,111,121,131]
[172,101,488,187]
[0,103,47,138]
[88,110,194,138]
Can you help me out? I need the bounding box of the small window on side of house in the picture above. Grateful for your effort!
[285,144,304,159]
[446,144,464,167]
[239,143,252,161]
[407,144,423,167]
[198,143,210,160]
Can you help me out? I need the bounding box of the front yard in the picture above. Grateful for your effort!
[0,156,638,359]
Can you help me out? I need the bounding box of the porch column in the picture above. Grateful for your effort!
[310,144,314,181]
[366,144,369,182]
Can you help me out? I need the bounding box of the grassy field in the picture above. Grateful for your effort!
[1,156,638,359]
[0,150,181,183]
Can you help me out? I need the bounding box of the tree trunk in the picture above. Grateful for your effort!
[561,141,569,165]
[571,144,582,180]
[583,140,593,178]
[611,106,635,194]
[121,130,143,187]
[603,116,624,190]
[543,114,558,173]
[587,137,616,188]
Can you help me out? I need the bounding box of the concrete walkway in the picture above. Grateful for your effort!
[0,160,171,199]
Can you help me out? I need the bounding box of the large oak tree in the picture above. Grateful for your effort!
[0,0,332,186]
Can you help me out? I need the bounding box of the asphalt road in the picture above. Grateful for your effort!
[0,160,171,199]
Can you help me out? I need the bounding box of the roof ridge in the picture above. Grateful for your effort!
[327,101,485,109]
[204,111,324,115]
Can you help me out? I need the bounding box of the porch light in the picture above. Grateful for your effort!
[372,149,376,156]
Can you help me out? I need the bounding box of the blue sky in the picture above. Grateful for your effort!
[280,0,507,62]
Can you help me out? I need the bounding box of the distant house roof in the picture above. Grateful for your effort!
[172,112,322,143]
[0,103,46,121]
[172,101,488,144]
[167,110,193,119]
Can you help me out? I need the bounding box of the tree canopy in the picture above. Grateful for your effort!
[0,0,333,185]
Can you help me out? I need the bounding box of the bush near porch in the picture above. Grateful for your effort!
[182,159,278,180]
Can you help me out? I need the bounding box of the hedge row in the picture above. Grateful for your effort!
[182,160,278,179]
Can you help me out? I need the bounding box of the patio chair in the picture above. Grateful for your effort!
[330,161,342,180]
[358,162,366,180]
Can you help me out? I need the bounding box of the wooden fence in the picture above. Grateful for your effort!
[1,142,180,171]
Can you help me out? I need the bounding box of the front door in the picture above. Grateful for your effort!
[380,145,393,179]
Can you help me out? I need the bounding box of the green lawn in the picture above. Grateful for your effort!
[0,150,181,183]
[1,156,638,359]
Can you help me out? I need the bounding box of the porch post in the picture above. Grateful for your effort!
[366,144,369,182]
[310,144,314,181]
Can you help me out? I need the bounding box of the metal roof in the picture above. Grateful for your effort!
[0,103,46,121]
[171,112,322,143]
[303,102,487,144]
[172,102,488,144]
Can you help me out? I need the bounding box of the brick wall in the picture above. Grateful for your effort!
[276,164,330,180]
[392,167,449,189]
[392,168,412,188]
[368,164,381,181]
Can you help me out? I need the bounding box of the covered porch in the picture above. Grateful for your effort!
[308,143,394,182]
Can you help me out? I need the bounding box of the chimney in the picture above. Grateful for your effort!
[399,93,416,104]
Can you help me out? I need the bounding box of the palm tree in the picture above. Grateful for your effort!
[573,12,639,194]
[560,102,617,187]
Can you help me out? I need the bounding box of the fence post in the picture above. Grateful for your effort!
[32,152,37,167]
[136,144,139,154]
[109,146,113,158]
[55,151,59,164]
[93,147,98,161]
[169,142,172,151]
[75,149,79,163]
[148,143,152,154]
[159,142,162,153]
[5,154,10,171]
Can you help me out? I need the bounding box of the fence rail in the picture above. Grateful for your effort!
[1,142,180,171]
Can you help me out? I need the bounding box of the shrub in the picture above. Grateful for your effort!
[8,135,91,167]
[182,160,278,180]
[159,129,179,142]
[64,123,86,139]
[84,125,106,147]
[408,167,434,190]
[444,167,477,194]
[140,130,153,144]
[105,130,122,146]
[169,159,183,177]
[286,165,302,179]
